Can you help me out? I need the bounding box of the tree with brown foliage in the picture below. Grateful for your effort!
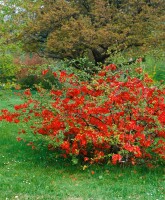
[17,0,165,63]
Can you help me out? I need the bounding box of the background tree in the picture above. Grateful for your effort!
[0,0,43,86]
[0,0,42,52]
[3,0,165,64]
[0,0,23,83]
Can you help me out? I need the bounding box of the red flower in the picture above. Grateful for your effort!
[158,112,165,124]
[66,88,81,98]
[50,90,62,96]
[24,89,31,96]
[98,71,106,77]
[136,57,143,63]
[124,144,134,152]
[105,64,117,71]
[16,137,22,142]
[52,72,57,77]
[14,119,20,123]
[42,69,48,75]
[14,103,28,110]
[61,141,70,153]
[84,157,89,162]
[112,154,122,165]
[135,67,143,74]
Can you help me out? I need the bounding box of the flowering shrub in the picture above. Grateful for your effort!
[0,64,165,165]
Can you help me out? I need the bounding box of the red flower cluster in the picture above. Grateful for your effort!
[1,64,165,165]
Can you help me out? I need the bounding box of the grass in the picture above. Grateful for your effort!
[0,90,24,111]
[0,91,165,200]
[144,55,165,82]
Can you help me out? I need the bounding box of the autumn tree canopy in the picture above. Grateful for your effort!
[18,0,165,63]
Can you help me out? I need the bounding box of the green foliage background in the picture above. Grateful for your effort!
[144,56,165,82]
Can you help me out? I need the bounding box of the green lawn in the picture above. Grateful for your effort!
[144,55,165,82]
[0,91,165,200]
[0,90,24,111]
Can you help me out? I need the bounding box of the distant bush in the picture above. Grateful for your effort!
[14,53,54,89]
[13,53,47,67]
[16,66,62,90]
[0,54,20,89]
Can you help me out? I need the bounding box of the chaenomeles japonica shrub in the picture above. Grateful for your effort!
[0,64,165,166]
